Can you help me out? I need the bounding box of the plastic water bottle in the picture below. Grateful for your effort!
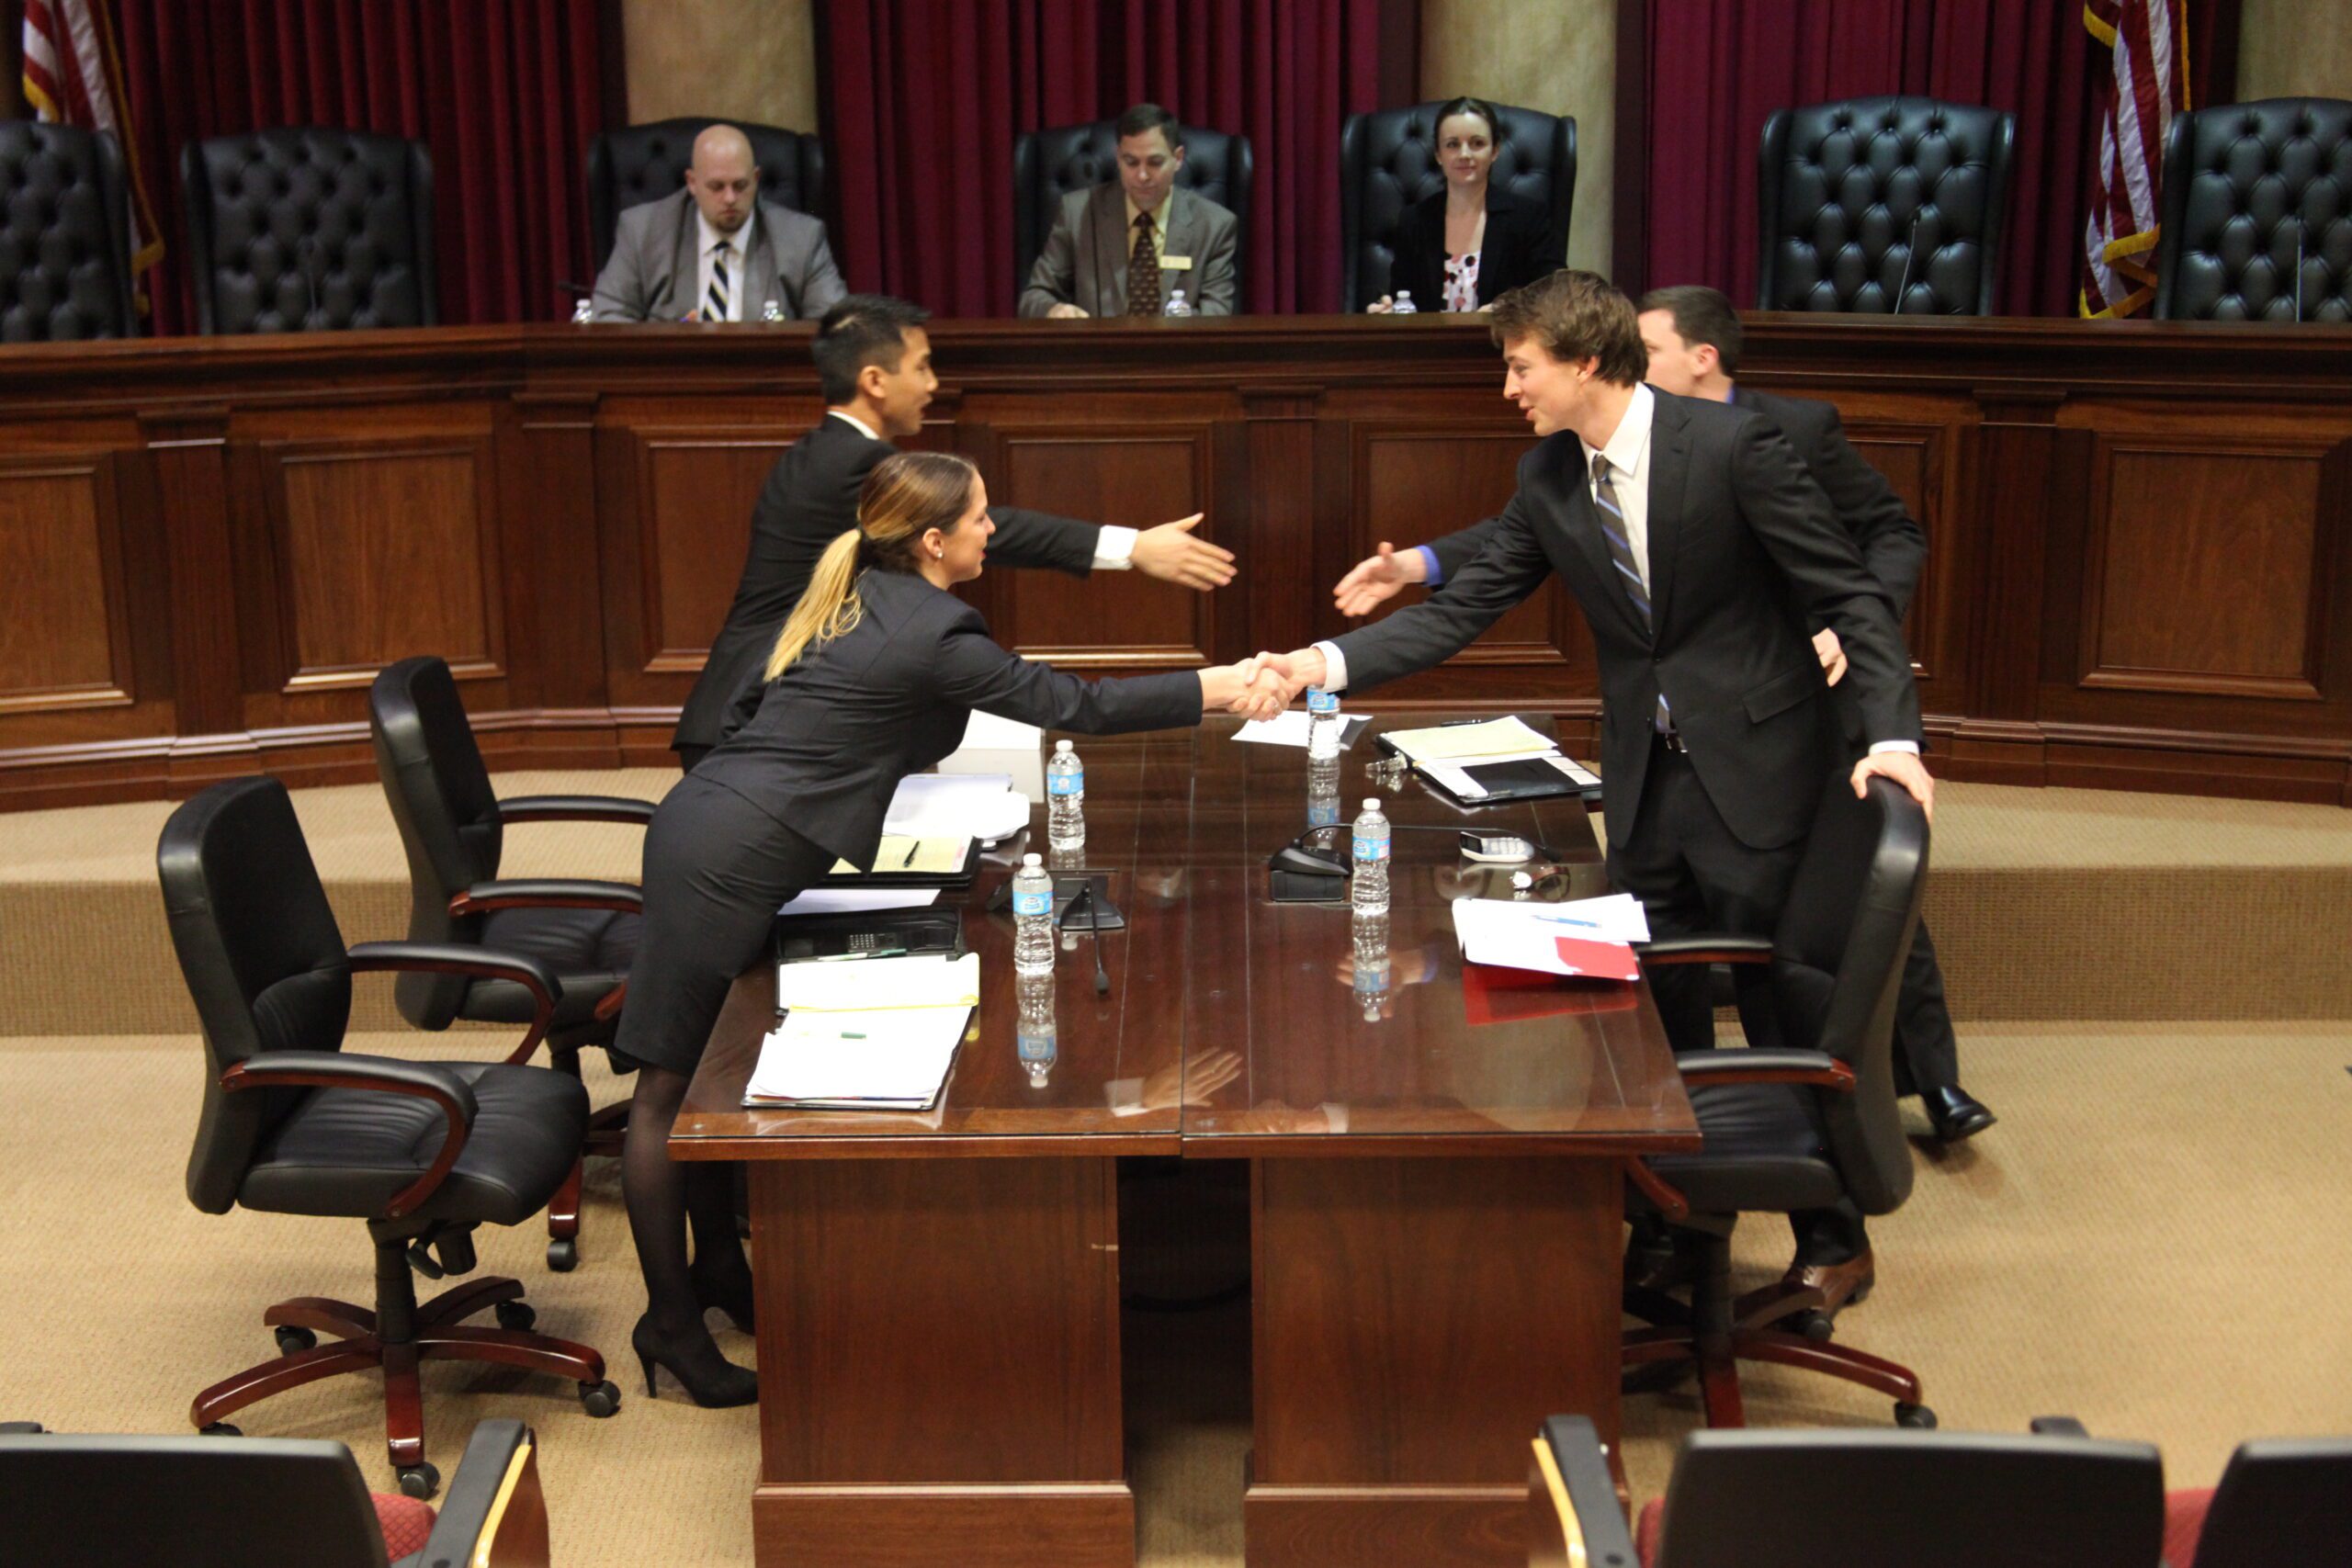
[1016,969,1057,1087]
[570,297,594,324]
[1307,778,1341,829]
[761,299,785,323]
[1306,686,1342,759]
[1012,853,1056,976]
[1163,288,1193,317]
[1351,909,1391,1021]
[1351,796,1390,914]
[1047,739,1085,852]
[1390,289,1417,315]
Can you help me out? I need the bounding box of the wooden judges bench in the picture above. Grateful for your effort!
[4,314,2348,812]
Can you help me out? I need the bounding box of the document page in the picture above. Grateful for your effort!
[828,836,971,876]
[1380,716,1556,763]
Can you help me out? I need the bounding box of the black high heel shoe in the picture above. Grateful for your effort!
[689,1251,757,1333]
[632,1314,758,1407]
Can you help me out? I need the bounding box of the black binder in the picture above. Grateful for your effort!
[1418,755,1602,807]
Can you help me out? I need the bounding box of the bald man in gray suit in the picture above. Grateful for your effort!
[592,123,846,322]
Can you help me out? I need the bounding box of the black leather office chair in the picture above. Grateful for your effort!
[1756,96,2015,314]
[158,776,616,1498]
[369,656,648,1271]
[1012,119,1253,305]
[1,1418,548,1567]
[1339,100,1575,311]
[1531,1416,2166,1568]
[586,116,827,270]
[2168,1436,2352,1567]
[2154,97,2352,321]
[180,128,437,333]
[1621,776,1932,1428]
[0,120,137,339]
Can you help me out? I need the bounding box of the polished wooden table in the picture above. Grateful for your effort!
[674,716,1697,1568]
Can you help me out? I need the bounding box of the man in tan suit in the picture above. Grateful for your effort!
[1018,104,1239,318]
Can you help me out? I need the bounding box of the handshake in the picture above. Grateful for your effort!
[1200,647,1330,722]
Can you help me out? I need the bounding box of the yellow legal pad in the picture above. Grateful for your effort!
[827,836,971,877]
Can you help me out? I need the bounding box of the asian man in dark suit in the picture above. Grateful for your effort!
[590,123,846,322]
[1243,270,1934,1311]
[1330,284,1994,1152]
[672,294,1238,769]
[1017,104,1239,318]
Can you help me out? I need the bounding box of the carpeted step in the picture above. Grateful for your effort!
[1,773,2347,1035]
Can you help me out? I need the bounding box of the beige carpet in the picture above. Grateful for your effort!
[5,1021,2349,1563]
[6,771,2352,1033]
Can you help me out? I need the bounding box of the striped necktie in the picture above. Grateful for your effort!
[1128,212,1161,316]
[707,239,732,322]
[1591,451,1674,735]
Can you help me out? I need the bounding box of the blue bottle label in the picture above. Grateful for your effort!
[1012,889,1052,917]
[1047,772,1083,796]
[1352,834,1389,863]
[1306,687,1339,714]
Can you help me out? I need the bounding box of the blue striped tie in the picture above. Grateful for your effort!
[1591,451,1673,736]
[707,239,731,321]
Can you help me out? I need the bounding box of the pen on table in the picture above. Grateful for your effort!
[811,946,908,962]
[1532,913,1600,929]
[900,840,920,867]
[838,1031,866,1039]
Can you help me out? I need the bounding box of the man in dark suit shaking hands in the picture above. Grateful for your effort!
[673,295,1238,768]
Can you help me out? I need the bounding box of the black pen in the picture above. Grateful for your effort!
[899,840,919,867]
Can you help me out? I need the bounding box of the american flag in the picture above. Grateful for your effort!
[21,0,162,279]
[2082,0,2190,318]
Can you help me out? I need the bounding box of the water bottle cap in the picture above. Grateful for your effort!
[1055,739,1073,752]
[1023,852,1042,867]
[1363,797,1381,810]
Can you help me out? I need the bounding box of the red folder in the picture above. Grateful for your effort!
[1461,961,1644,1027]
[1550,933,1642,982]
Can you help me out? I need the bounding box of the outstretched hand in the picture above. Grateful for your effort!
[1331,540,1426,616]
[1132,513,1237,591]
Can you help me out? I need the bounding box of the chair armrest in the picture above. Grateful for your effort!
[1636,934,1776,966]
[0,1422,43,1434]
[1672,1048,1857,1092]
[347,941,563,1065]
[498,793,656,827]
[2031,1416,2092,1438]
[220,1052,476,1219]
[1531,1416,1636,1567]
[423,1419,550,1567]
[447,879,643,919]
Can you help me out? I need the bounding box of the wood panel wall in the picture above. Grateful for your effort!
[2,316,2347,810]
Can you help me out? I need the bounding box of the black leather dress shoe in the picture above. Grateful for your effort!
[1922,1085,1996,1142]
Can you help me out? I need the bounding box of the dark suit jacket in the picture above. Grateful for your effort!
[1386,187,1560,310]
[1335,390,1919,852]
[1018,185,1240,317]
[673,416,1104,753]
[696,568,1201,865]
[1427,385,1926,749]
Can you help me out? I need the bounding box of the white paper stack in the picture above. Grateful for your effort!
[1451,894,1651,982]
[745,953,980,1110]
[1379,715,1558,764]
[939,713,1046,796]
[883,773,1033,843]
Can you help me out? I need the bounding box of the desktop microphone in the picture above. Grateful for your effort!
[296,236,323,327]
[1075,883,1110,995]
[2293,214,2308,323]
[1892,215,1922,314]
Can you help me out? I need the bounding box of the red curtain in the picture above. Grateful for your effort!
[111,0,610,333]
[818,0,1400,316]
[1632,0,2240,317]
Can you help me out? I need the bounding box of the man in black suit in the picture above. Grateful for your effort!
[673,294,1238,768]
[1331,284,1994,1148]
[1246,270,1933,1307]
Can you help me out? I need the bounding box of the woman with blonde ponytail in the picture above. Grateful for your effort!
[614,449,1252,1408]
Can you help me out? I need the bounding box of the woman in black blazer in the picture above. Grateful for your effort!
[1368,97,1562,313]
[616,451,1250,1407]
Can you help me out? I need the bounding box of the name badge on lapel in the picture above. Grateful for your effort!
[1160,255,1194,270]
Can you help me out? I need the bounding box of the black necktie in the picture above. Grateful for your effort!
[1128,212,1161,316]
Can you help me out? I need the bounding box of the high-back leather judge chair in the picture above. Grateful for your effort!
[1756,96,2015,314]
[158,776,616,1498]
[1622,776,1932,1429]
[0,1418,550,1567]
[586,116,827,270]
[2154,97,2352,321]
[1339,100,1575,310]
[1531,1416,2166,1568]
[0,120,137,339]
[369,656,649,1271]
[1013,119,1253,304]
[2168,1436,2352,1568]
[180,128,437,333]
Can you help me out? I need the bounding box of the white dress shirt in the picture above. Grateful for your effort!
[1316,382,1917,754]
[824,410,1136,569]
[695,208,755,323]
